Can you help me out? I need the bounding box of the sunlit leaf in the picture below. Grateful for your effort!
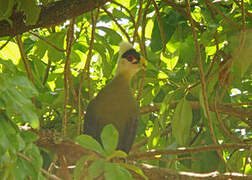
[0,41,21,65]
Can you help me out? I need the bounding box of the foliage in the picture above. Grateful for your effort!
[0,0,252,179]
[74,125,145,180]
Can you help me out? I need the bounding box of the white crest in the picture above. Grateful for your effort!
[119,41,133,57]
[116,42,141,78]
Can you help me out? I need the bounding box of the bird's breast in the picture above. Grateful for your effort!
[94,81,139,132]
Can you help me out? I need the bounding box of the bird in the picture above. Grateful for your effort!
[83,42,146,153]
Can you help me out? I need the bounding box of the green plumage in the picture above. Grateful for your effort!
[84,74,139,153]
[83,42,145,153]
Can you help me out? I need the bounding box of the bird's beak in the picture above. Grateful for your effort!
[139,56,147,68]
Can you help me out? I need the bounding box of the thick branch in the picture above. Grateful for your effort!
[140,102,252,120]
[128,143,251,160]
[0,0,109,37]
[133,163,252,180]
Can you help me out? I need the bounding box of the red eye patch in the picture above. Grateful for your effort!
[122,48,141,64]
[126,54,135,62]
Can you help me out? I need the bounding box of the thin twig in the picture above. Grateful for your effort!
[66,20,78,106]
[78,9,99,135]
[29,31,66,52]
[189,124,203,146]
[137,69,146,101]
[141,0,151,58]
[133,0,143,43]
[18,153,61,180]
[241,0,245,29]
[202,0,243,30]
[162,0,205,32]
[233,0,252,20]
[62,19,75,136]
[74,22,86,44]
[187,50,219,90]
[225,102,252,107]
[139,156,196,163]
[43,59,51,85]
[188,31,219,90]
[185,0,231,171]
[16,34,36,104]
[0,36,12,50]
[16,35,35,84]
[102,7,131,42]
[151,0,166,52]
[135,0,150,101]
[110,0,136,26]
[185,0,214,142]
[214,86,241,142]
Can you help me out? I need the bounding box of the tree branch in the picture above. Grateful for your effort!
[0,0,109,37]
[18,153,61,180]
[133,162,252,180]
[128,143,252,160]
[140,101,252,121]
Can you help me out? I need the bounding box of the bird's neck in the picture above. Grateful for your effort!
[114,72,134,85]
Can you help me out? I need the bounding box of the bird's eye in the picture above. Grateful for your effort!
[126,54,134,62]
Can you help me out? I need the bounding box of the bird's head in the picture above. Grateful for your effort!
[116,42,146,79]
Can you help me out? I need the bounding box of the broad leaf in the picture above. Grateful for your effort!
[104,162,133,180]
[101,124,119,155]
[172,98,192,146]
[88,159,105,178]
[75,135,106,155]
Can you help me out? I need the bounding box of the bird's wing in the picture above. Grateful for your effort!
[83,99,101,141]
[118,116,139,153]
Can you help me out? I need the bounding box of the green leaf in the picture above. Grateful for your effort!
[12,158,27,180]
[106,150,128,161]
[179,36,195,64]
[75,135,106,155]
[73,156,88,180]
[33,32,65,62]
[16,134,25,151]
[172,98,192,146]
[70,50,82,64]
[10,76,38,98]
[0,75,39,129]
[94,43,107,59]
[229,151,245,171]
[20,131,39,144]
[0,41,21,64]
[199,90,207,118]
[150,11,181,52]
[119,163,148,180]
[229,31,252,78]
[97,27,122,45]
[101,124,119,155]
[104,162,133,180]
[192,150,224,173]
[147,117,160,148]
[0,59,18,74]
[18,0,41,25]
[0,0,15,20]
[24,144,43,170]
[112,8,129,19]
[88,159,105,178]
